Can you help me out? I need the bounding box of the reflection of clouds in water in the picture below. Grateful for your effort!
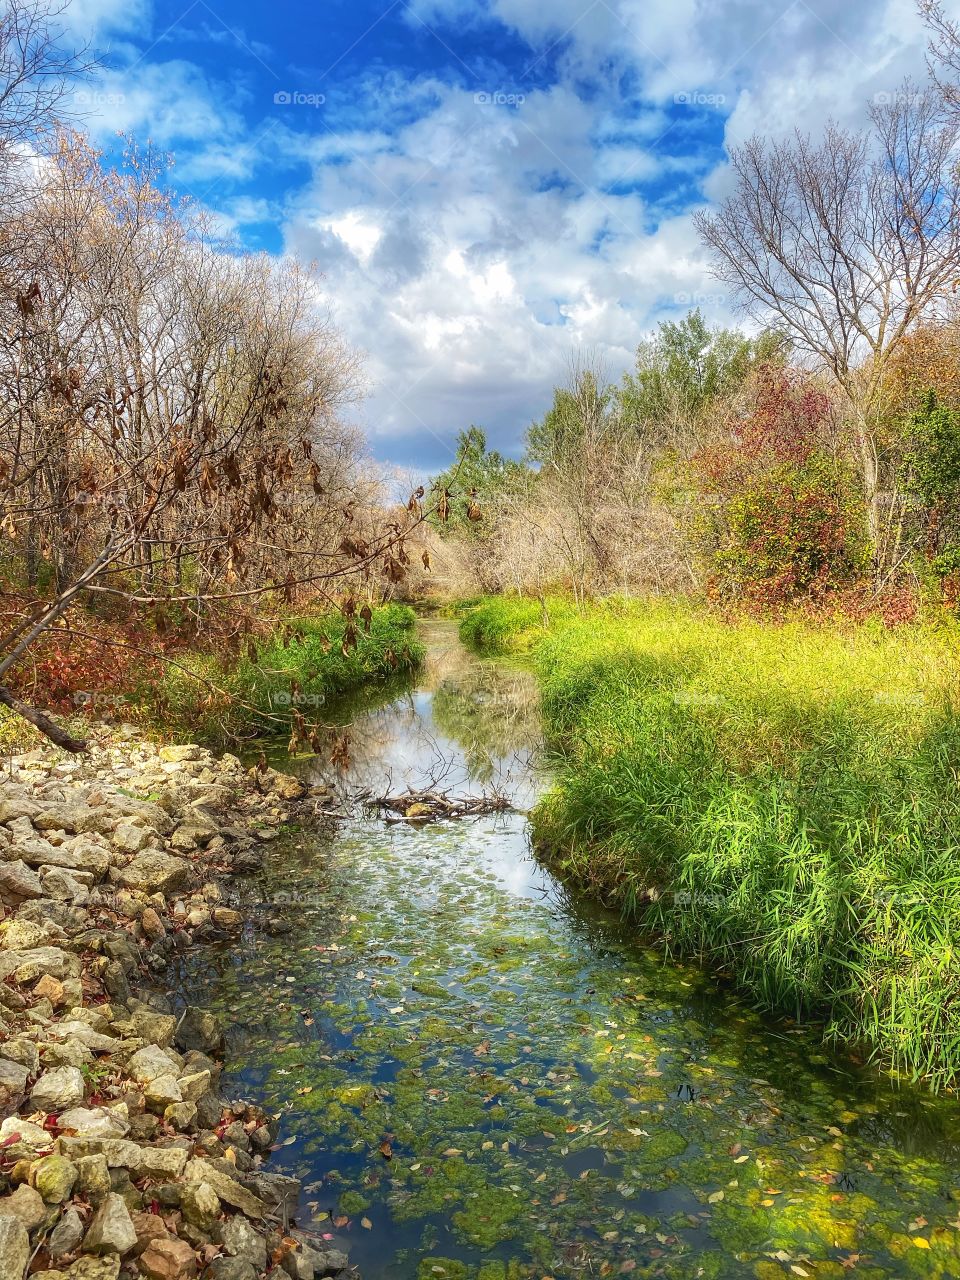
[287,621,543,808]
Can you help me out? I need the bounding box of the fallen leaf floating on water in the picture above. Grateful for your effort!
[361,1216,373,1230]
[379,1138,393,1160]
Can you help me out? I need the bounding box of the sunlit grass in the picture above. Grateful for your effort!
[152,604,424,747]
[461,595,960,1088]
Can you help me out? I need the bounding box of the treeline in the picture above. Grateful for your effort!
[427,57,960,616]
[0,1,426,748]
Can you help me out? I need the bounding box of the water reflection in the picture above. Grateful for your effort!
[176,620,960,1280]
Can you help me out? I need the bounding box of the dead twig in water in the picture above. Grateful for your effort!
[365,787,513,822]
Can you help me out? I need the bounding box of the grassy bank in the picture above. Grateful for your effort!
[155,603,424,747]
[1,604,424,754]
[461,595,960,1088]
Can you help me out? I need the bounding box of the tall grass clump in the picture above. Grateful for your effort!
[149,604,423,747]
[462,596,960,1088]
[458,596,574,653]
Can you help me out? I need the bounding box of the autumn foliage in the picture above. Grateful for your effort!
[692,368,868,607]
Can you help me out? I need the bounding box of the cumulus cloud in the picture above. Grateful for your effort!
[64,0,937,469]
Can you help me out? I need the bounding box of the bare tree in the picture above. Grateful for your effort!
[921,0,960,112]
[0,0,91,162]
[694,86,960,569]
[0,132,429,751]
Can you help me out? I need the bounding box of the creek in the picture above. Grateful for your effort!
[175,620,960,1280]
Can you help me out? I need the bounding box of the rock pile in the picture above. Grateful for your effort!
[0,732,352,1280]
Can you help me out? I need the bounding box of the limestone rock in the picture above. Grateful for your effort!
[0,947,80,983]
[0,1214,30,1280]
[270,772,307,800]
[30,1065,85,1112]
[163,1102,197,1132]
[56,1106,129,1139]
[65,1257,121,1280]
[113,851,191,895]
[32,1155,77,1203]
[33,974,66,1006]
[144,1073,182,1110]
[40,868,90,905]
[204,1258,257,1280]
[174,1008,223,1055]
[0,792,39,823]
[182,1159,264,1218]
[47,1021,122,1053]
[83,1192,137,1256]
[177,1070,211,1103]
[127,1045,181,1083]
[0,1115,48,1152]
[0,859,43,901]
[58,1137,188,1179]
[130,1210,170,1255]
[0,1182,46,1231]
[32,803,99,834]
[138,1235,198,1279]
[49,1204,84,1256]
[72,1154,112,1200]
[131,1007,177,1048]
[140,908,166,941]
[158,745,203,763]
[111,823,152,854]
[180,1182,219,1230]
[219,1215,266,1270]
[0,1056,29,1106]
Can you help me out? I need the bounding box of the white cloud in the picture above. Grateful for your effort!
[63,0,938,470]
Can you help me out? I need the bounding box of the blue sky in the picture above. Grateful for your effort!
[67,0,932,475]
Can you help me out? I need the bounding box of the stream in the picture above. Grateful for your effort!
[176,620,960,1280]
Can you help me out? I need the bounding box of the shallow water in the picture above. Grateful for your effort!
[176,620,960,1280]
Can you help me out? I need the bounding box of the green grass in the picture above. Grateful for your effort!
[460,595,960,1089]
[140,604,424,748]
[457,595,574,654]
[0,606,424,758]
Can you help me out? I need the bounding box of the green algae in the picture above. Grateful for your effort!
[175,620,960,1280]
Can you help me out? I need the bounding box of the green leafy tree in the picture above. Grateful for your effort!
[526,367,612,465]
[902,394,960,576]
[616,310,784,442]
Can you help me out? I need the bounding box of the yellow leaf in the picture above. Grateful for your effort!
[914,1239,931,1249]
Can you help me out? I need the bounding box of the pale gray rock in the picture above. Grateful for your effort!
[30,1065,85,1112]
[82,1192,137,1256]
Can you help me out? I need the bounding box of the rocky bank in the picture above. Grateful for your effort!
[0,730,354,1280]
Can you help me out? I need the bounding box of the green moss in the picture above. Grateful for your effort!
[338,1190,371,1215]
[452,1184,525,1249]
